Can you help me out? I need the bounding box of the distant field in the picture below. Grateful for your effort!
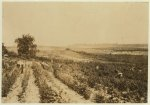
[70,45,148,55]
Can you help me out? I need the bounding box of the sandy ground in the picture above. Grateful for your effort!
[46,71,90,103]
[23,67,40,103]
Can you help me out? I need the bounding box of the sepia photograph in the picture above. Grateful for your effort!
[1,1,149,103]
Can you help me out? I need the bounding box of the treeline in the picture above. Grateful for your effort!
[3,34,38,59]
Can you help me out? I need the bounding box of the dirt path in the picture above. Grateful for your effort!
[46,72,90,103]
[2,74,24,103]
[23,67,40,103]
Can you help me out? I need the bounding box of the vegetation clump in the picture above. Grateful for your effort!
[15,34,37,58]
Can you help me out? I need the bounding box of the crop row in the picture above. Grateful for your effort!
[52,57,147,103]
[32,62,65,103]
[2,59,21,97]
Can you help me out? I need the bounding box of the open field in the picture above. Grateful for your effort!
[2,44,148,103]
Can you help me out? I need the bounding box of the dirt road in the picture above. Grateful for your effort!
[46,71,90,103]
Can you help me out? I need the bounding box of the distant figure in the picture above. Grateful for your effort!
[115,69,123,78]
[114,69,119,73]
[17,60,26,73]
[96,65,99,70]
[130,67,135,71]
[17,60,24,68]
[139,70,142,73]
[21,64,24,73]
[115,72,123,78]
[16,63,20,68]
[41,61,49,69]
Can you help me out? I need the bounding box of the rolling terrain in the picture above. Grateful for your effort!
[2,44,148,103]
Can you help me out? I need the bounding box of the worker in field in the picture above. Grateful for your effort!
[21,64,24,73]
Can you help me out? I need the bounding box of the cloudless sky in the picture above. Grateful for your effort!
[3,2,148,46]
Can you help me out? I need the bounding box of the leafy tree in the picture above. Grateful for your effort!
[2,43,8,56]
[15,34,37,57]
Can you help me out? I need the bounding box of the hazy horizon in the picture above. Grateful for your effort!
[3,43,149,48]
[3,2,148,46]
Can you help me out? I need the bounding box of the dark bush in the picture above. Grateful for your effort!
[8,51,18,57]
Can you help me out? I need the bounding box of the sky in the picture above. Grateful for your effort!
[2,2,148,46]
